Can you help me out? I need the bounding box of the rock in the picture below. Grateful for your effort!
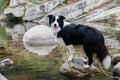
[9,0,27,7]
[112,54,120,65]
[0,58,13,70]
[0,73,7,80]
[60,57,97,79]
[23,7,43,21]
[86,6,120,22]
[0,13,8,21]
[4,5,25,17]
[1,58,13,66]
[9,0,19,7]
[113,62,120,80]
[23,25,57,56]
[42,0,66,12]
[6,24,26,41]
[23,0,65,21]
[24,22,38,30]
[38,1,86,24]
[0,62,5,68]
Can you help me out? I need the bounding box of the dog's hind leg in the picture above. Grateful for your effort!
[67,45,75,61]
[83,45,93,68]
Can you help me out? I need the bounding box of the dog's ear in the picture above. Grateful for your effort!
[59,15,66,20]
[47,15,54,19]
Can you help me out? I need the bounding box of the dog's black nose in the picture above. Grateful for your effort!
[54,24,57,27]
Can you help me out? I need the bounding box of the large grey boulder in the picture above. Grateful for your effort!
[113,62,120,80]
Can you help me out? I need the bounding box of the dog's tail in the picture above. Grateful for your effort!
[96,43,111,69]
[102,55,111,69]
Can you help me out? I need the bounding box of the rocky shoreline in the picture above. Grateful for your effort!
[0,0,120,79]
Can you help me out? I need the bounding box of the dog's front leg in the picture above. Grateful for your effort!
[67,45,74,61]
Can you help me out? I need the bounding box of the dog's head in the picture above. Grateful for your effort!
[48,15,65,34]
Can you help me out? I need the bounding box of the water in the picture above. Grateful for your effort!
[0,21,120,80]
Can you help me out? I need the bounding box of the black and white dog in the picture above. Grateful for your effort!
[48,15,111,69]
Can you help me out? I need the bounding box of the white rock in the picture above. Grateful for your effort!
[38,1,86,24]
[23,25,57,56]
[0,73,7,80]
[42,0,66,12]
[23,8,43,21]
[60,62,71,73]
[1,59,13,66]
[9,0,19,7]
[9,0,28,7]
[112,54,120,59]
[86,6,120,22]
[24,0,65,21]
[4,6,25,17]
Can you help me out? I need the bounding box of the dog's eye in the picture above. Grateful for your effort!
[57,19,61,23]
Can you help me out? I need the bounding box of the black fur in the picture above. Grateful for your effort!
[58,24,109,65]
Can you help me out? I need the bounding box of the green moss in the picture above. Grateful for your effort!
[0,0,8,14]
[83,11,89,14]
[109,13,116,18]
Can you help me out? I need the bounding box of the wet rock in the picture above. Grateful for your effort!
[112,54,120,65]
[0,58,13,69]
[1,58,13,66]
[6,24,25,41]
[113,62,120,80]
[0,73,7,80]
[60,57,97,79]
[0,13,8,21]
[23,25,57,55]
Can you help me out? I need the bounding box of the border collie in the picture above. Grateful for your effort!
[48,15,111,69]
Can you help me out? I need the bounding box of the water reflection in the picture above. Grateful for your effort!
[23,25,58,56]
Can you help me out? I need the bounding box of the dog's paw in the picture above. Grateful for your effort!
[83,58,88,62]
[68,56,73,61]
[89,65,97,71]
[83,64,90,68]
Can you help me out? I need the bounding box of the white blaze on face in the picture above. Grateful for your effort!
[51,16,61,34]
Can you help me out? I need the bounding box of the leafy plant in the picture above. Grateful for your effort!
[109,13,116,18]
